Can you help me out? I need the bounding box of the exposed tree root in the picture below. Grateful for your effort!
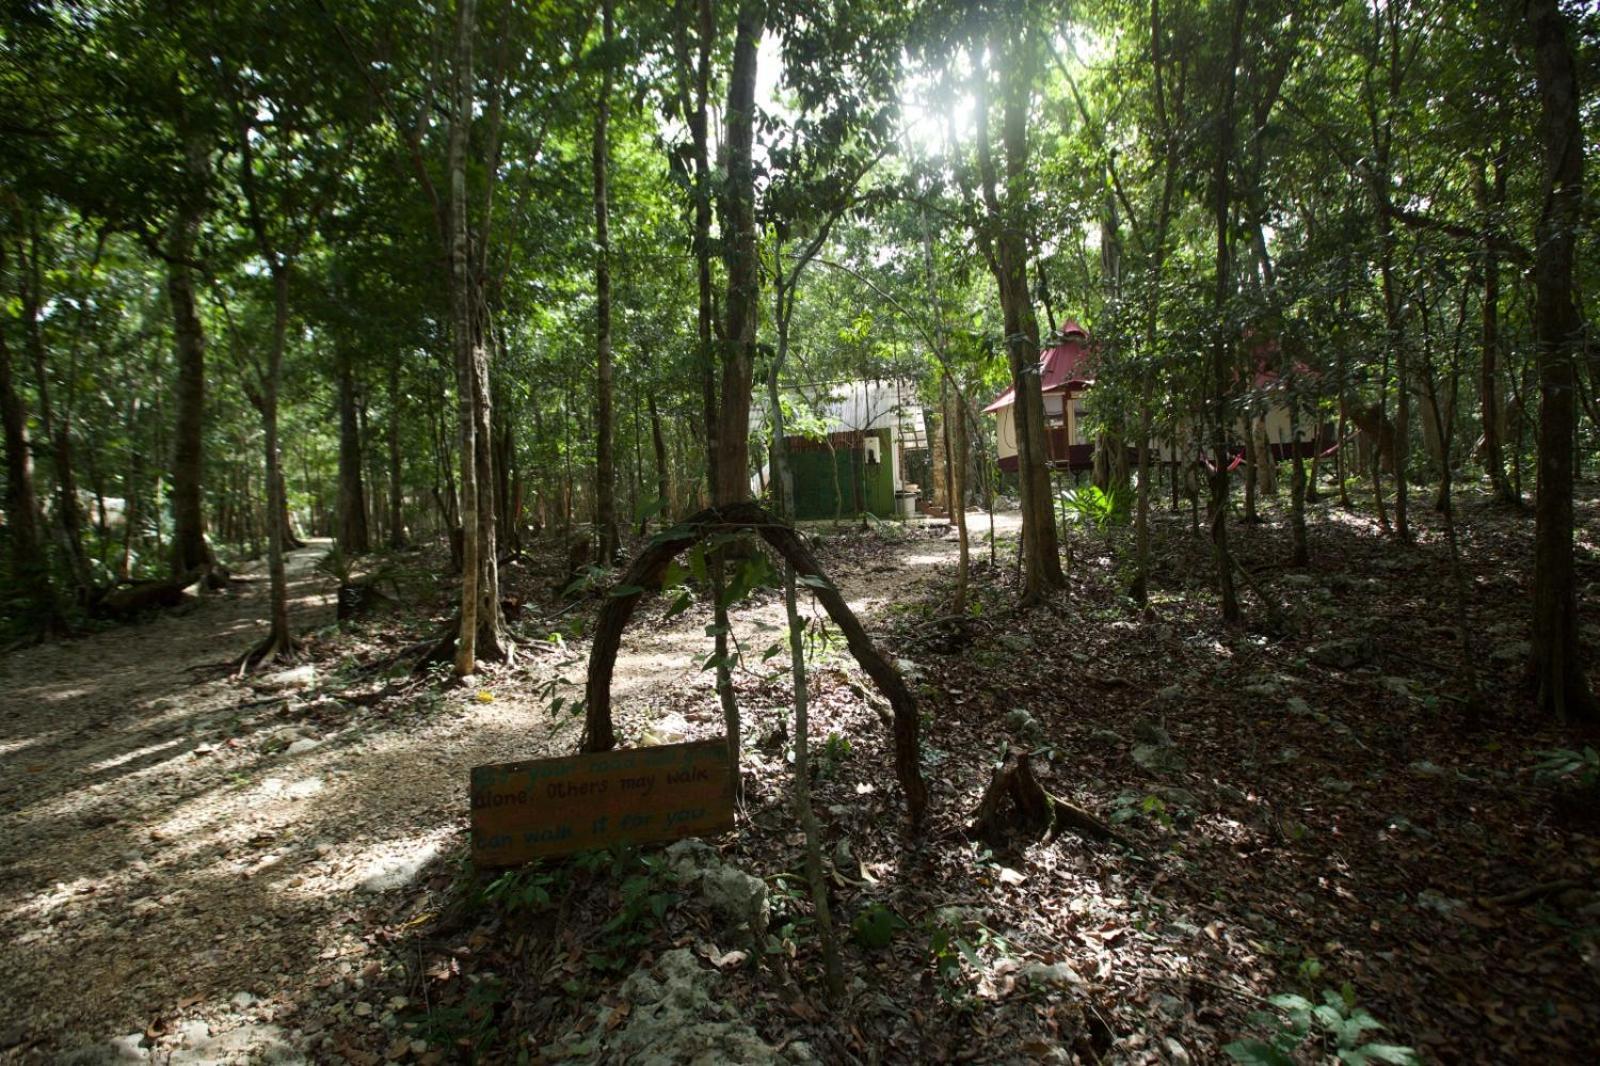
[235,630,305,675]
[408,611,515,675]
[967,747,1125,848]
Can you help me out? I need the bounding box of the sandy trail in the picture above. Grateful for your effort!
[0,516,1009,1061]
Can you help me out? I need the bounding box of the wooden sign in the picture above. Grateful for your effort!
[469,738,735,867]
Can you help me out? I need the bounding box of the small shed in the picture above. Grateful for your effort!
[755,378,928,520]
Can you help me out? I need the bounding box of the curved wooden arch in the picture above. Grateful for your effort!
[580,502,928,828]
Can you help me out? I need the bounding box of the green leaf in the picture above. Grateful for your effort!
[1313,1004,1345,1033]
[1223,1040,1296,1066]
[608,584,645,598]
[798,573,834,591]
[1343,1045,1420,1065]
[761,642,786,662]
[1268,994,1314,1012]
[663,592,693,620]
[701,651,736,672]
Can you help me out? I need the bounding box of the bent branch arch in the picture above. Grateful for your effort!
[580,502,928,827]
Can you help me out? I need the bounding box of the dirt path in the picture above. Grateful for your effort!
[0,518,998,1062]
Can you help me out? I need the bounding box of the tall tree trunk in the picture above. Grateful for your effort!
[337,347,370,554]
[1371,0,1411,544]
[976,22,1063,604]
[1208,0,1247,624]
[714,0,764,507]
[593,0,619,562]
[705,0,765,780]
[0,296,57,626]
[1527,0,1595,722]
[470,343,505,658]
[448,0,481,676]
[945,385,971,611]
[259,267,295,659]
[671,0,718,499]
[921,210,970,611]
[1134,0,1181,604]
[166,172,220,585]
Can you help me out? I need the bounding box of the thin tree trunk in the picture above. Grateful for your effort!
[0,291,57,626]
[1476,149,1516,504]
[1289,402,1309,566]
[593,0,619,563]
[18,229,94,601]
[449,0,481,676]
[337,347,370,554]
[1208,0,1247,624]
[920,210,970,610]
[1242,414,1259,523]
[648,392,670,521]
[471,340,505,658]
[260,267,295,658]
[388,353,406,547]
[765,244,844,996]
[1132,371,1153,603]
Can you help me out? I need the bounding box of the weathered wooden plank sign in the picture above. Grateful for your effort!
[469,738,735,867]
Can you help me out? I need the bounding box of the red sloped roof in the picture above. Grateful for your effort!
[983,323,1095,414]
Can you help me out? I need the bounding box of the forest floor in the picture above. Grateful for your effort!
[2,481,1599,1064]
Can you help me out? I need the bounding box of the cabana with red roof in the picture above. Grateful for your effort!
[986,322,1330,476]
[984,322,1100,473]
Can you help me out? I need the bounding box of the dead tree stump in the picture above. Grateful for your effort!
[579,501,929,829]
[967,748,1123,848]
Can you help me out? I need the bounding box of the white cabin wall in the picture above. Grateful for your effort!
[996,408,1018,462]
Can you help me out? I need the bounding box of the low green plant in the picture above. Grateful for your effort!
[1532,746,1600,789]
[408,973,506,1056]
[767,871,814,946]
[1060,484,1130,534]
[588,851,677,972]
[819,731,853,777]
[850,902,907,949]
[480,863,562,915]
[1109,790,1174,829]
[1225,983,1420,1065]
[562,563,613,598]
[925,911,1015,998]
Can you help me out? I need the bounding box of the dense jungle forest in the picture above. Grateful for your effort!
[3,0,1600,1062]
